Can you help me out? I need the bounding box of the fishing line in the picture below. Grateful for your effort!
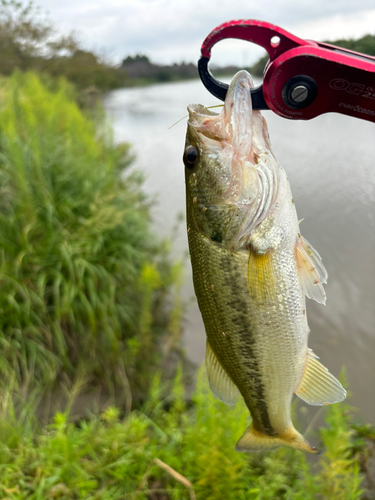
[303,405,326,439]
[168,104,224,130]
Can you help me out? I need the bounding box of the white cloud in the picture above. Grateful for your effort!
[289,9,375,42]
[35,0,375,66]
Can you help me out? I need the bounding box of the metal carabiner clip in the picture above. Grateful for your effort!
[198,20,375,122]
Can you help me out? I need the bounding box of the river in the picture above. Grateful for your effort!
[103,78,375,423]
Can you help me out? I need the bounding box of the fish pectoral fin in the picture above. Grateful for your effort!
[205,340,239,406]
[247,248,276,304]
[295,236,328,305]
[295,349,346,406]
[236,424,319,454]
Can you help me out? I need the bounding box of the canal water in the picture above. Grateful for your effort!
[103,77,375,423]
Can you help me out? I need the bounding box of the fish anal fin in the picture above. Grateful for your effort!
[205,340,239,406]
[296,349,346,406]
[295,236,327,305]
[236,424,319,454]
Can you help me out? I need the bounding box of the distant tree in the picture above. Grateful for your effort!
[0,0,123,90]
[249,54,268,77]
[45,49,123,90]
[0,0,78,74]
[156,69,173,82]
[328,34,375,56]
[122,54,150,66]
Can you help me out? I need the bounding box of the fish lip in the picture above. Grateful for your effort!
[187,103,218,115]
[187,104,219,127]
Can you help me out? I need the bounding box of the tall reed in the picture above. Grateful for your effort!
[0,72,182,400]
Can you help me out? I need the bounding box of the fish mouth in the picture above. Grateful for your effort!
[187,104,219,131]
[187,103,219,116]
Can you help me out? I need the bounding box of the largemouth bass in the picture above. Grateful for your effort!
[184,70,346,453]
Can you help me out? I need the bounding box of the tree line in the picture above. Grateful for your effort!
[1,0,374,89]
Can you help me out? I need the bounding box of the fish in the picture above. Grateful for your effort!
[183,70,346,453]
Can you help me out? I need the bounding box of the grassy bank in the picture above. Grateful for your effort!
[0,370,371,499]
[0,71,183,403]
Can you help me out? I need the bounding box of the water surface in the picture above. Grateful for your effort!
[103,78,375,422]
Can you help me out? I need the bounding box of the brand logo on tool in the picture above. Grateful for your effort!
[329,78,375,99]
[329,78,364,95]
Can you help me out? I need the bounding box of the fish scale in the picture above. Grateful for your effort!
[187,225,273,433]
[188,178,307,435]
[184,70,346,453]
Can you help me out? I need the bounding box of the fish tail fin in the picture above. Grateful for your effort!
[235,424,320,454]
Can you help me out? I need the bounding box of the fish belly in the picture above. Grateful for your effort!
[188,219,308,436]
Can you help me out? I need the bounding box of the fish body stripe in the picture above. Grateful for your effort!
[188,215,276,436]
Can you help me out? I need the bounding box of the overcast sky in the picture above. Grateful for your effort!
[35,0,375,67]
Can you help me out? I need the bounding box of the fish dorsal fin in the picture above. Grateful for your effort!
[205,341,239,406]
[295,236,328,305]
[295,349,346,406]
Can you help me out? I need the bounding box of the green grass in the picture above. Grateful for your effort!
[0,369,368,499]
[0,71,182,400]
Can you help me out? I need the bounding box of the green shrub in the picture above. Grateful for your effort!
[0,369,367,499]
[0,71,182,399]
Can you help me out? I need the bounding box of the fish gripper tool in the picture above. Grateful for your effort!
[198,19,375,122]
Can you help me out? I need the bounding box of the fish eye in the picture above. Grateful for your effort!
[183,145,199,170]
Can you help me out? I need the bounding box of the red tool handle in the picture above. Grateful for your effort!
[199,20,375,122]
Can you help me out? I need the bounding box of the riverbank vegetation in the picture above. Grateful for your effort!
[1,369,374,498]
[0,71,183,405]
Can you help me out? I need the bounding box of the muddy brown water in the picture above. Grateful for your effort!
[103,78,375,424]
